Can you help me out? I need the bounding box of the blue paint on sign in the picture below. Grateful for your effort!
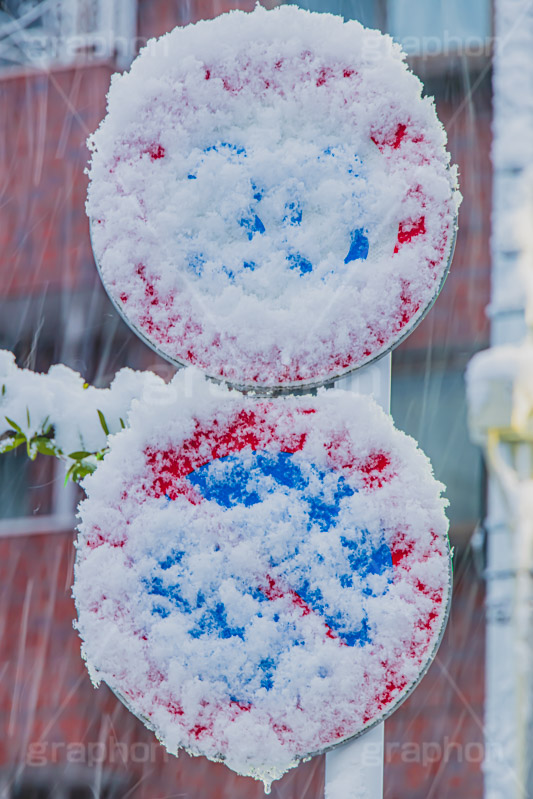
[188,451,354,530]
[345,228,370,264]
[143,450,393,680]
[186,144,370,277]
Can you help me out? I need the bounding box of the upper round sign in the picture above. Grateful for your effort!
[74,371,451,787]
[87,6,460,389]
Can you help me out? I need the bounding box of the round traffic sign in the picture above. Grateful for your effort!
[87,5,460,390]
[74,372,451,786]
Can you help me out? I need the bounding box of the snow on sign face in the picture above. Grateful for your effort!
[87,5,460,390]
[74,372,451,787]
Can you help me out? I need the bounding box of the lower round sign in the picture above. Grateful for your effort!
[74,374,451,787]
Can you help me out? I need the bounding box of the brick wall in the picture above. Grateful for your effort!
[137,0,278,39]
[384,548,485,799]
[399,80,493,355]
[0,62,113,299]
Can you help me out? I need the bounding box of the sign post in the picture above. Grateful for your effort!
[325,721,384,799]
[327,354,391,799]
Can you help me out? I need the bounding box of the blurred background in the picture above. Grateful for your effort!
[0,1,493,797]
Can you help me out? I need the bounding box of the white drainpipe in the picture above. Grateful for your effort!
[484,1,533,797]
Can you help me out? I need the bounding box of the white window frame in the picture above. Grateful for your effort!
[0,0,137,70]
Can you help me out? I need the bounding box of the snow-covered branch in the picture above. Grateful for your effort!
[466,341,533,445]
[0,350,166,482]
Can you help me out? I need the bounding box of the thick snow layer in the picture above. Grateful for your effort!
[74,369,451,787]
[0,350,164,457]
[466,342,533,429]
[87,4,460,389]
[518,165,533,328]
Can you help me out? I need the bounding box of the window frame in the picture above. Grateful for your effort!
[0,0,137,71]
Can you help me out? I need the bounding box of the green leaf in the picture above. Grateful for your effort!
[65,459,97,484]
[26,407,30,427]
[119,417,126,429]
[97,409,110,437]
[64,463,75,485]
[34,438,59,457]
[68,450,92,460]
[5,416,22,434]
[77,462,97,478]
[0,433,26,452]
[1,384,5,396]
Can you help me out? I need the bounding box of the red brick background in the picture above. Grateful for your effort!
[401,90,492,354]
[0,62,113,299]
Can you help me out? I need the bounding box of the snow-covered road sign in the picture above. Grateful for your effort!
[87,5,460,391]
[74,375,451,787]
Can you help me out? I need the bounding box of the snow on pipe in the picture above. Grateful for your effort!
[469,2,533,797]
[490,0,533,343]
